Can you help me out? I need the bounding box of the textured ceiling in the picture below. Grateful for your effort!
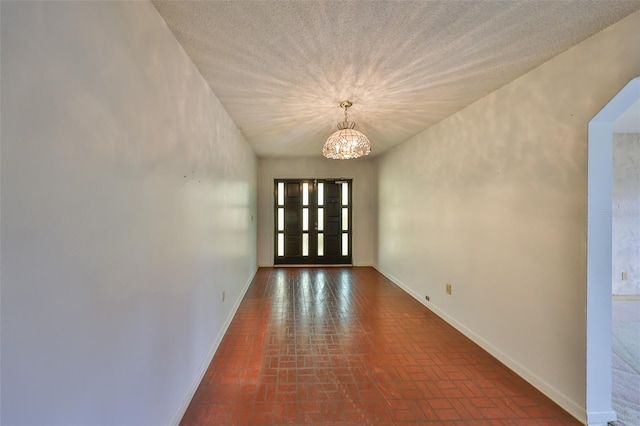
[152,1,640,158]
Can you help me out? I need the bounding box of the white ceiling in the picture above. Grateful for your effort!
[152,1,640,158]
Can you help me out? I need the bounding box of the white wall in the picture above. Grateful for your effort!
[0,2,257,425]
[612,133,640,295]
[257,157,375,266]
[376,10,640,423]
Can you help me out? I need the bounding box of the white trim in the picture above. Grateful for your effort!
[586,410,618,426]
[613,294,640,301]
[586,76,640,425]
[170,266,258,426]
[373,265,587,424]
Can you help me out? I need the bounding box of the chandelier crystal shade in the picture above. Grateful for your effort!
[322,101,371,160]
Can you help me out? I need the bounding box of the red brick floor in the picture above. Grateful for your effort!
[180,267,581,425]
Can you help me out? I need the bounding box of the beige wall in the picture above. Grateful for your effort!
[376,10,640,423]
[258,157,376,266]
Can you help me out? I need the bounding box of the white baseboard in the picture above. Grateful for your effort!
[170,266,258,425]
[586,409,617,425]
[372,265,587,425]
[613,294,640,300]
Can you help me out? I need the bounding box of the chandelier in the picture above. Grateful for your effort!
[322,100,371,159]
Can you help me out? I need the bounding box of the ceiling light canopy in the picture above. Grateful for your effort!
[322,101,371,160]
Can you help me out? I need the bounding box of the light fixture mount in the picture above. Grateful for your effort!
[322,100,371,160]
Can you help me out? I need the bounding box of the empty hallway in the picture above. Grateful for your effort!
[3,2,640,424]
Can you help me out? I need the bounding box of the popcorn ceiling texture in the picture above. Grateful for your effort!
[152,0,640,157]
[613,133,640,295]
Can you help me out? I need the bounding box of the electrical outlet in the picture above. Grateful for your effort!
[446,283,452,295]
[425,295,430,302]
[622,272,628,281]
[222,290,226,302]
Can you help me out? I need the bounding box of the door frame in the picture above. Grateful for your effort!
[268,174,357,266]
[586,76,639,425]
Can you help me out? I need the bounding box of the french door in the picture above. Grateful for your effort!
[274,179,352,265]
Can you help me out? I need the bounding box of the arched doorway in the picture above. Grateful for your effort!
[586,76,640,425]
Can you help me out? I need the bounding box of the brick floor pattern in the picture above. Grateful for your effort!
[181,267,581,425]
